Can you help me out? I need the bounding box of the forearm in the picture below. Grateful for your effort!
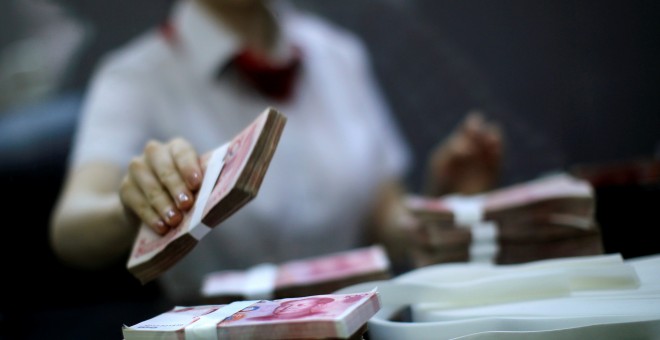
[51,194,136,268]
[50,164,138,269]
[366,179,412,271]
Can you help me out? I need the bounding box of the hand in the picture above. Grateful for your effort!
[426,110,503,196]
[402,216,472,268]
[119,138,203,235]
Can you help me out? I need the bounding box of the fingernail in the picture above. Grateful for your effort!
[178,192,191,205]
[154,220,168,234]
[166,209,178,223]
[188,172,201,188]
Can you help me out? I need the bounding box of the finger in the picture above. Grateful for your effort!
[131,149,182,227]
[462,112,502,156]
[477,122,503,162]
[458,132,478,158]
[462,110,486,137]
[169,138,203,192]
[453,111,490,156]
[403,222,434,248]
[145,139,194,212]
[475,118,501,144]
[445,127,476,159]
[119,174,169,235]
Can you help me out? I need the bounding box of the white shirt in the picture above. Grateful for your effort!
[70,0,411,303]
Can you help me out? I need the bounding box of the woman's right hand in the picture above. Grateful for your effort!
[119,138,203,235]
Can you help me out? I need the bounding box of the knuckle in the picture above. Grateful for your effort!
[134,200,151,215]
[170,145,187,159]
[156,167,179,184]
[170,139,194,160]
[145,187,166,202]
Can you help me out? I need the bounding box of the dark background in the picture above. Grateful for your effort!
[298,1,660,190]
[1,1,658,339]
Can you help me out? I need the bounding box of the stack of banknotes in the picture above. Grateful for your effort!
[122,290,380,340]
[404,173,603,266]
[127,107,287,284]
[201,245,391,304]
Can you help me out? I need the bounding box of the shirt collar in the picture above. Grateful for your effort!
[171,0,241,80]
[170,0,299,81]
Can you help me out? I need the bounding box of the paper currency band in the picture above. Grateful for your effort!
[189,143,230,240]
[443,194,497,263]
[443,194,486,225]
[184,300,260,339]
[334,254,645,340]
[468,221,497,263]
[367,313,660,339]
[244,263,278,300]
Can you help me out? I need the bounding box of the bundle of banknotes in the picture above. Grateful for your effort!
[201,245,391,304]
[127,107,287,284]
[404,173,604,266]
[122,290,380,340]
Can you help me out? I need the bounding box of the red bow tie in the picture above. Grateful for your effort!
[231,47,302,102]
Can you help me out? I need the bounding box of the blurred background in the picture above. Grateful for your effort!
[3,0,659,186]
[0,0,658,338]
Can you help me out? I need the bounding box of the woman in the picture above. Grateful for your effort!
[50,0,501,304]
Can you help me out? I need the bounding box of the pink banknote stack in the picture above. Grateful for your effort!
[404,173,603,266]
[122,290,381,340]
[201,245,391,304]
[127,107,287,284]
